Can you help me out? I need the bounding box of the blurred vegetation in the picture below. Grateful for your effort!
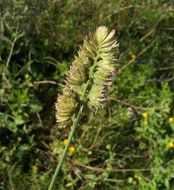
[0,0,174,189]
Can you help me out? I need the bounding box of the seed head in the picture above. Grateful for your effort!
[55,26,119,122]
[55,88,78,123]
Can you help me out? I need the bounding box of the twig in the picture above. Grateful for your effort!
[140,12,167,42]
[156,66,174,71]
[120,38,157,72]
[119,4,168,71]
[108,96,165,112]
[138,39,157,57]
[147,77,174,82]
[74,161,155,173]
[104,5,143,21]
[6,35,17,68]
[36,113,43,126]
[119,59,134,72]
[33,80,58,85]
[8,164,16,190]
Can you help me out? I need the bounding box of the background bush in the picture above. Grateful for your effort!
[0,0,174,189]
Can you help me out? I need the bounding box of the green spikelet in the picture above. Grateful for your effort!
[55,88,78,123]
[88,84,106,108]
[66,47,90,95]
[88,26,119,108]
[67,64,86,85]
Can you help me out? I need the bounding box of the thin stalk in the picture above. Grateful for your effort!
[48,106,83,190]
[89,54,99,79]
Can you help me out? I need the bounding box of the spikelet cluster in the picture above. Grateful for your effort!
[55,26,119,123]
[87,27,119,108]
[55,88,78,123]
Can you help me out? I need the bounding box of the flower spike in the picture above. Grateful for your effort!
[55,26,119,122]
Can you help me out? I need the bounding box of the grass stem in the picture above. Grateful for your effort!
[48,106,83,190]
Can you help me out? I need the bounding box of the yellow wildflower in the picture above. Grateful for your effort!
[131,53,136,60]
[168,117,174,123]
[134,175,141,180]
[168,142,174,149]
[142,112,148,118]
[68,146,75,153]
[63,139,68,145]
[143,121,148,126]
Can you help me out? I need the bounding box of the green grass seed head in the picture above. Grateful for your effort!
[55,88,78,123]
[55,26,119,122]
[88,26,119,109]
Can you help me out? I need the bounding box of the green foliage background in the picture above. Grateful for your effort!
[0,0,174,189]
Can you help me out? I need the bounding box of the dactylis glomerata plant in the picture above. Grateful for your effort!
[48,26,119,190]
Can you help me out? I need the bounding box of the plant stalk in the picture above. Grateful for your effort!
[48,106,83,190]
